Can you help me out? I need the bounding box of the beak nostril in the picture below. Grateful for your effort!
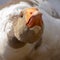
[30,12,33,14]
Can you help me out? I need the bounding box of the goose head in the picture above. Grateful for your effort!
[13,7,44,43]
[8,7,44,48]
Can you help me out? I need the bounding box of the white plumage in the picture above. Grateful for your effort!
[0,0,60,60]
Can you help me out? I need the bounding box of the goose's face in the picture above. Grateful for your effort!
[13,7,43,43]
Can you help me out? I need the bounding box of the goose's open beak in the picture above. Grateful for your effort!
[24,7,43,28]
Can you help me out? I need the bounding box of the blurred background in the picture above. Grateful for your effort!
[0,0,60,16]
[0,0,20,9]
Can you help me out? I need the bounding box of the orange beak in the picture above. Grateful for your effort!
[24,7,43,28]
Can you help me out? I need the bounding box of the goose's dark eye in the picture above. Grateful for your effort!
[20,12,23,18]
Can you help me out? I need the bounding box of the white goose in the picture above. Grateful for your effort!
[0,0,60,60]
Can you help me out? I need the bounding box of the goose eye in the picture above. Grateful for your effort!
[20,12,23,18]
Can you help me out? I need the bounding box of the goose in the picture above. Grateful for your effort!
[0,0,60,60]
